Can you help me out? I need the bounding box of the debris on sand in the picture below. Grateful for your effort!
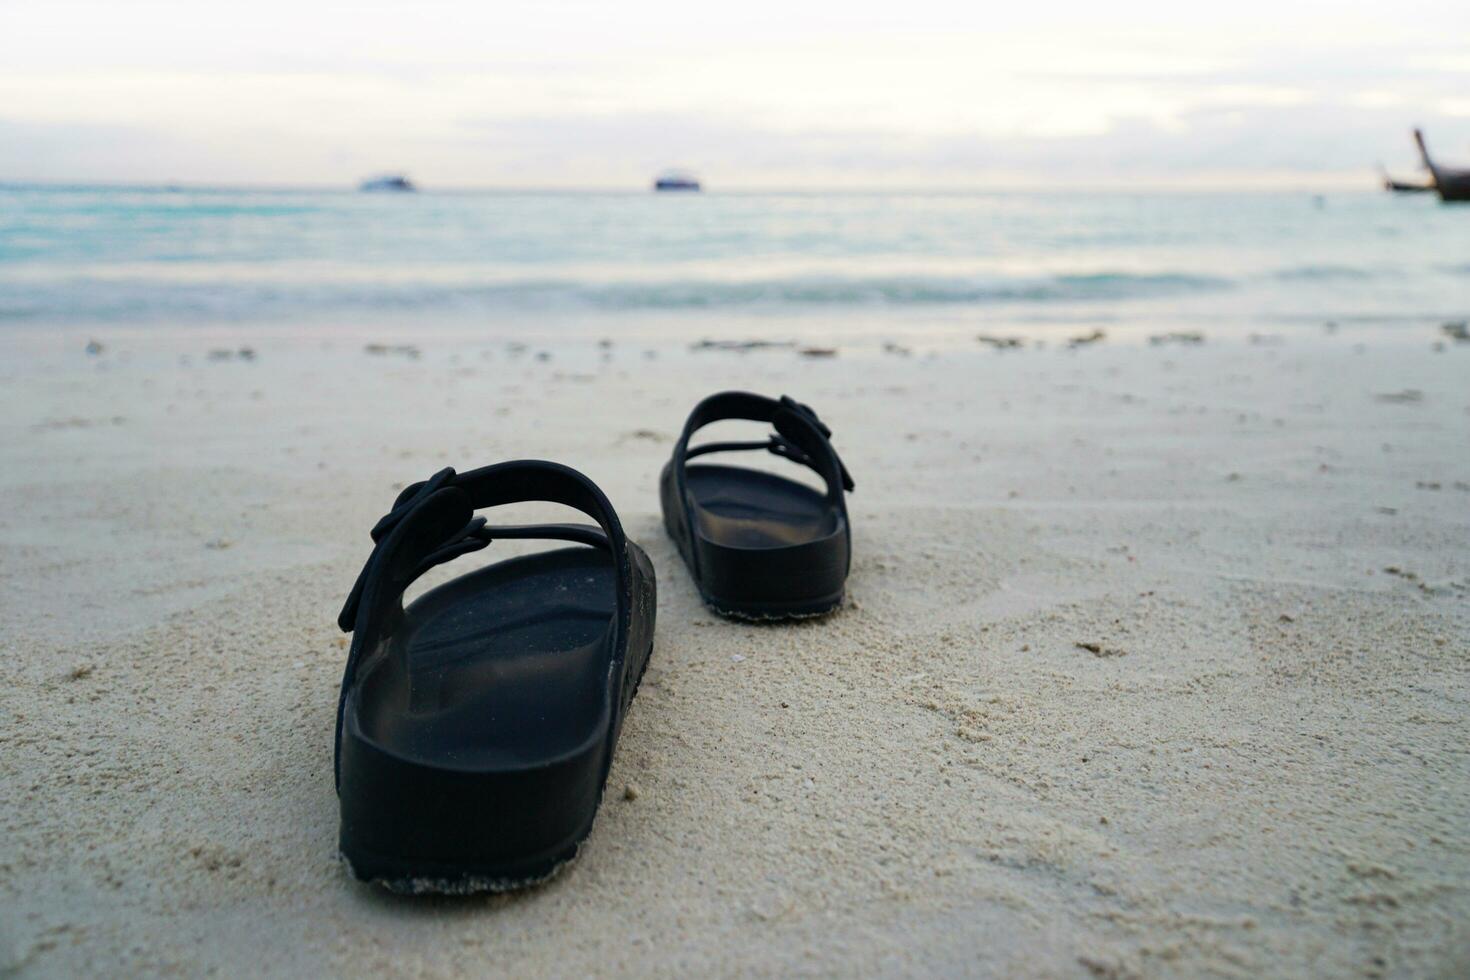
[204,345,258,359]
[1066,330,1106,349]
[85,339,105,356]
[976,334,1024,349]
[798,347,838,358]
[1441,321,1469,342]
[1148,331,1205,346]
[364,344,420,359]
[623,429,669,443]
[1075,641,1126,658]
[690,339,797,353]
[32,416,125,432]
[1374,389,1424,404]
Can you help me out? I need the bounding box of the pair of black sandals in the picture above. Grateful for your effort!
[333,391,855,893]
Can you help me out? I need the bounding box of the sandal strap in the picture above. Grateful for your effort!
[675,391,855,500]
[337,517,611,633]
[337,461,630,636]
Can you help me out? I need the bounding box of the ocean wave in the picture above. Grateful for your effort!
[1268,265,1378,282]
[0,271,1234,323]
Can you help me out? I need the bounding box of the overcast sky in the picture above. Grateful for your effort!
[2,0,1468,188]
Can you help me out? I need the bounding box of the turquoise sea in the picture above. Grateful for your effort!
[1,185,1465,341]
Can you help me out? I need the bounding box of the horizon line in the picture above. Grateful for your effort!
[0,174,1391,195]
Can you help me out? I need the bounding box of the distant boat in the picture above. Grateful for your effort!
[1412,129,1470,202]
[360,174,416,192]
[1379,166,1434,194]
[653,170,701,192]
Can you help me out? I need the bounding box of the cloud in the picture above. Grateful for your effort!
[443,100,1470,188]
[0,119,216,183]
[2,1,1468,186]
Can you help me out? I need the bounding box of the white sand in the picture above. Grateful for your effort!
[1,326,1467,976]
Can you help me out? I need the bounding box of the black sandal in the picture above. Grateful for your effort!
[333,461,656,893]
[660,392,855,620]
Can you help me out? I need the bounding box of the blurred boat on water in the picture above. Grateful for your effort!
[653,170,701,192]
[360,174,416,192]
[1413,130,1470,202]
[1380,166,1434,194]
